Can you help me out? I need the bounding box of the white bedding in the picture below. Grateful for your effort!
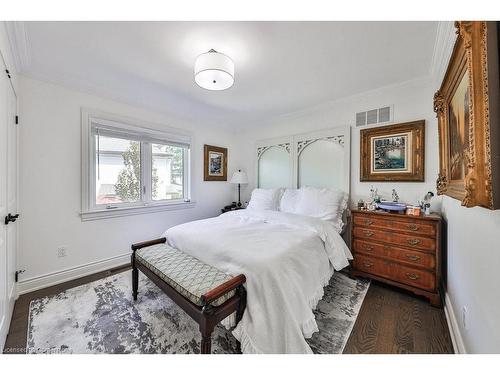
[163,209,352,353]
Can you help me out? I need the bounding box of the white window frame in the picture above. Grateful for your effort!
[81,108,195,221]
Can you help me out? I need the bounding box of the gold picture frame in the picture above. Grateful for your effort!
[360,120,425,182]
[434,21,500,209]
[204,144,228,181]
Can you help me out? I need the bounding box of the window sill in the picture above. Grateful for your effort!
[80,201,196,221]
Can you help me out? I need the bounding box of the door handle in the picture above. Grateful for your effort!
[4,213,19,225]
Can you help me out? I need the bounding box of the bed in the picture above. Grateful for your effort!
[160,126,352,353]
[164,207,352,353]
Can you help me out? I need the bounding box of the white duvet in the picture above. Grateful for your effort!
[163,209,352,354]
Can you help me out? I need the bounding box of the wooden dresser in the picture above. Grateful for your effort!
[350,209,442,307]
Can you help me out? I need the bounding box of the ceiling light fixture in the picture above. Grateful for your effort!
[194,49,234,91]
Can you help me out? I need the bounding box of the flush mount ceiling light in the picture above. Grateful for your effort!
[194,49,234,91]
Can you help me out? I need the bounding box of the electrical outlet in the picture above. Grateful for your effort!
[57,246,67,258]
[462,306,468,330]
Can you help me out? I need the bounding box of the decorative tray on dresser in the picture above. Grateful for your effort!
[350,209,443,307]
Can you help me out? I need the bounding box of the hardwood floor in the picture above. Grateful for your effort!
[3,268,454,354]
[343,281,454,354]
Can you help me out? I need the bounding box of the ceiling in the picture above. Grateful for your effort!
[10,21,439,129]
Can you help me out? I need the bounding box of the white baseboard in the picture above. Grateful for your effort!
[17,253,131,295]
[444,292,467,354]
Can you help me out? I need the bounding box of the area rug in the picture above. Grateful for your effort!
[27,270,369,354]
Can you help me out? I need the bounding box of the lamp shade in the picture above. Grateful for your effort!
[230,170,248,184]
[194,49,234,91]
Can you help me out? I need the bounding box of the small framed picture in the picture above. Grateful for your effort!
[360,120,425,182]
[204,144,228,181]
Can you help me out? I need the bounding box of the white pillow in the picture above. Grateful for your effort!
[294,186,348,230]
[247,188,282,211]
[279,188,300,213]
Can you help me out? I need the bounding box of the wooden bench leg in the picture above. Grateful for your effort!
[132,254,139,301]
[132,268,138,301]
[200,323,215,354]
[200,334,212,354]
[200,307,216,354]
[235,285,246,324]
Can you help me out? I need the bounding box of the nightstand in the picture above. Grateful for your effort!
[221,206,245,214]
[350,209,443,307]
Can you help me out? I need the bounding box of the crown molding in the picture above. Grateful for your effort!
[5,21,31,73]
[430,21,457,89]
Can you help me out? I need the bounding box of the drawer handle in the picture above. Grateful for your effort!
[407,224,419,231]
[363,261,374,268]
[363,245,374,251]
[406,272,420,280]
[407,238,421,246]
[364,219,373,225]
[405,254,421,261]
[363,230,375,237]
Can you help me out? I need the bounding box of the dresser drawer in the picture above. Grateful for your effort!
[392,263,436,291]
[353,254,390,279]
[353,254,436,291]
[353,214,436,236]
[353,227,436,251]
[353,239,436,269]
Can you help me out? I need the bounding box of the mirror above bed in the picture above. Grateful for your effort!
[255,126,351,194]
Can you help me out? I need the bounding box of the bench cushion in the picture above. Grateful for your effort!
[135,243,236,307]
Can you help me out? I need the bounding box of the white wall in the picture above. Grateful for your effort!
[17,76,236,292]
[234,76,440,211]
[440,198,500,353]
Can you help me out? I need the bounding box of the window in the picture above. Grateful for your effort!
[81,109,193,220]
[151,143,185,201]
[96,136,141,205]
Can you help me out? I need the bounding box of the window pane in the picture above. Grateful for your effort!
[152,143,184,201]
[95,135,141,205]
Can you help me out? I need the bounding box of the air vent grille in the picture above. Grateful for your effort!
[356,112,366,127]
[356,105,393,126]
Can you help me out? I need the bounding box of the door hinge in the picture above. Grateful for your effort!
[15,115,18,125]
[15,269,26,282]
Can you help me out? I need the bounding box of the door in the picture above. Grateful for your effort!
[0,61,18,351]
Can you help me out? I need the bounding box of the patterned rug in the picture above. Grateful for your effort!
[27,270,369,354]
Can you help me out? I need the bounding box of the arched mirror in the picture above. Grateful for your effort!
[298,138,345,190]
[258,145,291,188]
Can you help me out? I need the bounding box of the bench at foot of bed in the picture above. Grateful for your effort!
[131,237,247,354]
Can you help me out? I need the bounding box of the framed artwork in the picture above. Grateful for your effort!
[434,21,500,209]
[204,144,228,181]
[360,120,425,182]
